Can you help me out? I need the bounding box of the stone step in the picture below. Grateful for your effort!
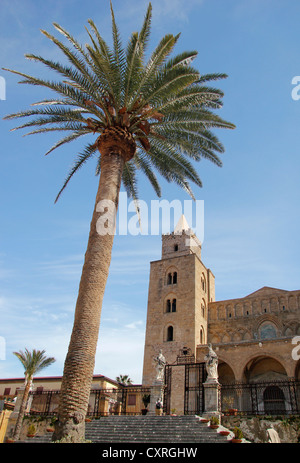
[16,415,231,444]
[86,415,230,443]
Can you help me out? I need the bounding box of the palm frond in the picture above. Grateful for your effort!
[110,1,125,107]
[197,72,228,83]
[3,3,235,202]
[55,143,98,202]
[131,33,180,108]
[138,2,152,56]
[13,348,55,380]
[44,130,89,156]
[122,161,141,228]
[134,152,161,197]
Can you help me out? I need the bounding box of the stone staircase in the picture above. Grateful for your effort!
[85,415,230,443]
[16,415,232,443]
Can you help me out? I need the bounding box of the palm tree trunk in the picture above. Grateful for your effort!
[53,151,125,442]
[13,379,32,440]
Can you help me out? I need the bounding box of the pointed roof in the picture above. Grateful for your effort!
[174,214,191,234]
[245,286,289,298]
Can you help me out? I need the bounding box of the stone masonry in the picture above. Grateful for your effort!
[142,215,300,414]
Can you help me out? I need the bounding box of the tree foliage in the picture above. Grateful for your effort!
[4,2,234,205]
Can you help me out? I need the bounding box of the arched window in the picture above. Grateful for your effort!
[201,299,206,318]
[201,273,206,292]
[259,322,277,340]
[200,328,204,344]
[174,244,179,252]
[166,299,171,313]
[172,299,176,312]
[167,326,173,342]
[166,271,178,285]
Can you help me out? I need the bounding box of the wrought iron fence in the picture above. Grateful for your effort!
[221,379,300,416]
[28,386,151,417]
[27,379,300,418]
[29,390,60,416]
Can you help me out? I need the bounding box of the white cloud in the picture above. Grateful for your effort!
[95,327,145,384]
[37,254,83,280]
[125,320,144,330]
[115,0,205,28]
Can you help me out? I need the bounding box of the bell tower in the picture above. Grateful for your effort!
[142,215,215,386]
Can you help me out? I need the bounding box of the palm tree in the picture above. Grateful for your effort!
[3,3,235,442]
[116,374,133,386]
[12,349,55,441]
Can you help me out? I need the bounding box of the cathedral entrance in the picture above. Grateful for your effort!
[163,347,207,415]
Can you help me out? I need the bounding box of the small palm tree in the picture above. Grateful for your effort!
[12,349,55,440]
[3,3,234,442]
[116,374,133,385]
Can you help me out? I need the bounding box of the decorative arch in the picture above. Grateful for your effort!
[164,293,177,313]
[288,295,297,311]
[210,332,221,344]
[243,355,288,383]
[165,266,178,286]
[254,314,282,340]
[259,321,278,340]
[235,303,243,317]
[232,331,242,342]
[226,303,233,319]
[222,333,231,343]
[242,330,252,341]
[218,360,236,383]
[283,322,297,337]
[217,305,225,320]
[243,303,252,317]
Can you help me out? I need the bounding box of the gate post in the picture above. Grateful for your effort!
[148,384,164,416]
[202,380,221,421]
[148,350,166,415]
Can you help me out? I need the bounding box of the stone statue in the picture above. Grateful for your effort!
[267,426,281,443]
[153,349,166,382]
[204,344,218,381]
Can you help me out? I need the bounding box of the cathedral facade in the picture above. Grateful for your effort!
[142,216,300,414]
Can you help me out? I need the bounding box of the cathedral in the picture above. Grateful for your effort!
[1,216,299,421]
[142,216,300,414]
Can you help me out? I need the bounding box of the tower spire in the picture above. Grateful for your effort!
[174,214,191,234]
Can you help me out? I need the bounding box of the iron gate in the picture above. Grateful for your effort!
[184,362,207,415]
[163,358,207,415]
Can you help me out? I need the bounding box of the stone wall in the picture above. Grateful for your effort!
[208,287,300,344]
[221,415,300,443]
[4,415,56,442]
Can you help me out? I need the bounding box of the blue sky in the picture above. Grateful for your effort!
[0,0,300,384]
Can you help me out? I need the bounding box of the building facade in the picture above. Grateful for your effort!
[142,216,300,414]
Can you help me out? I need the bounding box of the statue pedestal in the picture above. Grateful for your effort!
[202,379,221,422]
[148,382,164,416]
